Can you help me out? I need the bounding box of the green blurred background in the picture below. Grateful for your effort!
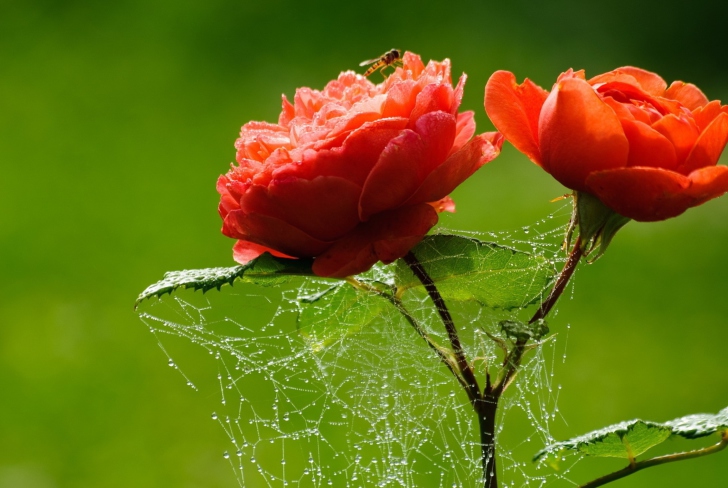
[2,0,727,486]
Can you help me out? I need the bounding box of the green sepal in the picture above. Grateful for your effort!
[570,191,631,262]
[135,253,314,307]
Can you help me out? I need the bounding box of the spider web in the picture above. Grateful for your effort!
[137,206,577,487]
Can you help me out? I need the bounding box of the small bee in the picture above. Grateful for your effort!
[360,49,402,77]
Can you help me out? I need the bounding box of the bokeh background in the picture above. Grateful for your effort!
[2,0,727,486]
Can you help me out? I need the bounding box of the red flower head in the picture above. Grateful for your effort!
[218,52,503,277]
[485,67,728,222]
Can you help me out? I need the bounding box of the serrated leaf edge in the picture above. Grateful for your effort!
[534,407,728,462]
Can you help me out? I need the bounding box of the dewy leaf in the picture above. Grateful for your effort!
[394,234,556,310]
[665,406,728,440]
[534,406,728,464]
[135,253,314,306]
[297,282,390,352]
[534,420,671,463]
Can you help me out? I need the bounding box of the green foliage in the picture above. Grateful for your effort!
[666,407,728,440]
[395,235,556,310]
[135,253,314,307]
[138,234,555,351]
[297,282,391,352]
[500,319,549,342]
[534,406,728,464]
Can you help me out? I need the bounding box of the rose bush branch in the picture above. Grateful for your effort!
[529,235,583,324]
[402,252,481,399]
[402,250,554,488]
[402,251,496,487]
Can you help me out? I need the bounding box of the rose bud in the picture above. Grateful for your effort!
[485,67,728,257]
[218,52,503,277]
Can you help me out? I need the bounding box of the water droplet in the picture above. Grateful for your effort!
[211,412,218,420]
[223,451,230,459]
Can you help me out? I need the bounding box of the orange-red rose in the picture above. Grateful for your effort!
[485,67,728,221]
[218,52,503,277]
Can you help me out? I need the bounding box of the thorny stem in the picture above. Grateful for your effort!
[529,235,583,324]
[579,431,728,488]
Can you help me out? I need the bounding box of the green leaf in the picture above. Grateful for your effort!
[297,282,390,352]
[135,253,314,307]
[534,406,728,464]
[666,406,728,440]
[394,234,556,310]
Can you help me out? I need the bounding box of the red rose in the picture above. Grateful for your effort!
[485,67,728,221]
[218,52,503,278]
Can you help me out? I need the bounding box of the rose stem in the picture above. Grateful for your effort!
[579,431,728,488]
[403,252,480,399]
[403,252,497,486]
[346,277,471,395]
[474,237,586,486]
[390,295,473,396]
[529,235,583,324]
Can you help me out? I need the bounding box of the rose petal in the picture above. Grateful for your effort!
[681,112,728,173]
[601,96,637,121]
[359,111,457,221]
[538,77,629,191]
[621,119,678,170]
[381,80,418,118]
[279,95,296,126]
[408,83,454,128]
[277,117,409,185]
[452,73,467,115]
[312,204,438,277]
[413,111,457,170]
[586,166,728,221]
[358,130,425,220]
[315,111,383,150]
[684,165,728,205]
[401,51,426,79]
[451,111,476,155]
[692,100,724,132]
[665,81,709,110]
[240,176,362,241]
[589,67,667,96]
[484,70,548,166]
[652,113,700,166]
[232,240,292,265]
[557,69,586,81]
[223,210,330,257]
[430,196,456,213]
[405,132,504,205]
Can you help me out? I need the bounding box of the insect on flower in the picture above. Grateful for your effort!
[360,49,402,77]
